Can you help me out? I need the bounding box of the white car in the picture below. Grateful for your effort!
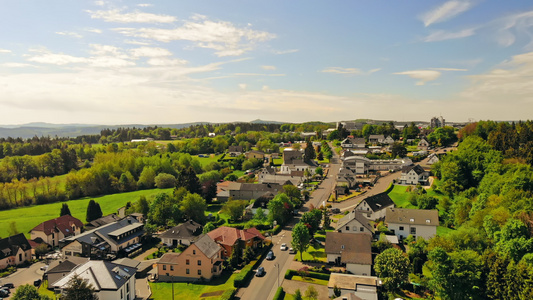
[280,243,288,251]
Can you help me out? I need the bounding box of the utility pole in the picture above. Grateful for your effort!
[172,275,174,300]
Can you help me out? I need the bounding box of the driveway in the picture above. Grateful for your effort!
[1,261,47,298]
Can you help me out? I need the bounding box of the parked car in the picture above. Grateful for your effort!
[289,248,296,254]
[266,250,274,260]
[34,279,42,287]
[255,266,265,277]
[280,243,288,251]
[0,289,9,297]
[2,283,13,289]
[330,208,341,214]
[40,265,49,271]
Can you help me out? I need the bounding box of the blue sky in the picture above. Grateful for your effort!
[1,0,533,125]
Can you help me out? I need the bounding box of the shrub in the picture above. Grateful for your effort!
[284,269,297,279]
[220,288,236,300]
[272,287,285,300]
[233,264,254,287]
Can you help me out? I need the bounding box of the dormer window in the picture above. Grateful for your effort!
[410,218,414,222]
[341,245,344,249]
[426,219,431,223]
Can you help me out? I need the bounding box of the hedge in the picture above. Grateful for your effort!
[284,269,330,281]
[384,182,394,194]
[234,243,273,288]
[272,287,285,300]
[285,269,297,279]
[220,288,237,300]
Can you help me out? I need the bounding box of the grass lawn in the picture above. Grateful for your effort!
[149,270,236,300]
[0,188,172,238]
[387,185,417,209]
[38,280,56,298]
[291,275,329,286]
[336,191,363,202]
[194,154,224,167]
[407,145,419,152]
[437,226,454,236]
[273,158,283,165]
[294,240,327,262]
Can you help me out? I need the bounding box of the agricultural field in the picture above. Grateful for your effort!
[0,188,172,239]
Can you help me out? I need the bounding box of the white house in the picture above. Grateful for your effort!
[383,136,395,145]
[400,164,429,185]
[50,260,136,300]
[418,138,430,150]
[336,210,374,235]
[341,138,366,149]
[368,135,385,144]
[328,273,381,300]
[353,192,395,220]
[427,153,440,165]
[386,207,439,240]
[280,148,317,175]
[325,232,372,276]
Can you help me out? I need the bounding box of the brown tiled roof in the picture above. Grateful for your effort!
[386,207,439,226]
[30,215,83,236]
[207,226,265,246]
[325,232,372,265]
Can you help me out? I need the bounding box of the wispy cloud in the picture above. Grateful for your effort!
[321,67,361,75]
[394,70,441,85]
[421,0,475,27]
[261,65,276,70]
[0,49,11,53]
[431,68,467,71]
[86,28,102,34]
[238,83,247,90]
[423,28,476,42]
[130,47,173,58]
[113,16,275,57]
[56,31,83,38]
[87,9,176,23]
[1,63,35,68]
[273,49,299,55]
[493,11,533,49]
[137,4,152,7]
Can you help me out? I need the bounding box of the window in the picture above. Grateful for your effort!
[186,269,190,274]
[193,250,196,254]
[121,290,123,299]
[399,226,404,231]
[198,270,202,275]
[360,227,364,232]
[198,260,201,266]
[410,227,416,234]
[186,259,190,265]
[346,226,350,231]
[170,266,174,271]
[163,265,166,270]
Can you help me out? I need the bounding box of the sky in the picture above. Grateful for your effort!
[1,1,533,125]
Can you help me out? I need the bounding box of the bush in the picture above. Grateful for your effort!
[233,264,255,287]
[285,269,296,279]
[272,287,285,300]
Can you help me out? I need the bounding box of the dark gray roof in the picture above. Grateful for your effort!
[194,234,222,259]
[386,207,439,226]
[86,214,121,229]
[337,211,374,232]
[0,233,31,260]
[401,164,425,175]
[159,220,202,240]
[361,192,395,212]
[64,216,144,247]
[239,183,282,192]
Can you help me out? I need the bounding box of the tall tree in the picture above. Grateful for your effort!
[86,200,103,222]
[62,274,98,300]
[180,193,206,224]
[8,221,19,236]
[292,222,311,262]
[304,140,316,162]
[60,203,71,216]
[374,248,410,292]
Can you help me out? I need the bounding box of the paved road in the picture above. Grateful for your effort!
[1,261,46,298]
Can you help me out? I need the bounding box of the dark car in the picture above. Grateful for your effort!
[330,208,341,214]
[255,266,265,277]
[2,283,13,289]
[266,250,274,260]
[0,289,9,297]
[34,279,42,287]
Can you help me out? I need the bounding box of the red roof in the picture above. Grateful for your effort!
[207,226,265,246]
[30,215,83,236]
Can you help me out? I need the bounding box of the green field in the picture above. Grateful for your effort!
[0,188,172,239]
[387,185,417,208]
[149,270,236,300]
[194,154,224,167]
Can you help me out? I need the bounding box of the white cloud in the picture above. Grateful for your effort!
[89,44,129,59]
[421,0,474,27]
[0,49,12,53]
[492,11,533,49]
[1,63,35,68]
[238,83,247,90]
[27,52,87,65]
[234,73,285,77]
[87,9,176,23]
[369,68,381,74]
[130,47,172,58]
[114,17,275,57]
[423,28,476,42]
[273,49,299,55]
[94,1,105,6]
[56,31,83,38]
[431,68,467,71]
[261,65,276,70]
[262,85,269,90]
[394,70,442,85]
[146,58,187,66]
[124,40,151,46]
[86,28,102,34]
[321,67,361,75]
[137,4,152,7]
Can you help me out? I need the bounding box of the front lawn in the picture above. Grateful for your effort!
[291,275,329,286]
[149,270,236,300]
[294,240,327,262]
[387,185,417,209]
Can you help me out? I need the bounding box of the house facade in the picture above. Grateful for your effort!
[30,215,83,247]
[336,210,374,235]
[325,232,372,276]
[353,193,395,220]
[368,135,385,145]
[280,148,317,175]
[245,150,265,160]
[386,207,439,240]
[156,234,223,282]
[160,220,203,247]
[341,138,366,149]
[400,164,429,185]
[0,233,32,269]
[383,136,395,145]
[418,138,430,150]
[342,156,412,175]
[50,260,136,300]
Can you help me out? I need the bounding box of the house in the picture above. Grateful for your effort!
[336,211,374,235]
[386,207,439,240]
[328,273,381,300]
[426,153,440,165]
[353,192,395,220]
[113,257,154,278]
[207,226,265,258]
[50,260,136,300]
[156,234,223,282]
[400,164,429,185]
[280,148,318,175]
[44,256,89,286]
[245,150,265,160]
[228,145,243,157]
[418,138,430,150]
[325,232,372,276]
[258,167,302,186]
[216,182,283,202]
[85,214,121,230]
[341,138,366,149]
[383,136,395,145]
[0,233,32,269]
[342,149,370,159]
[30,215,83,247]
[342,156,412,175]
[337,121,358,132]
[368,135,385,144]
[60,216,144,260]
[333,293,363,300]
[159,220,203,247]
